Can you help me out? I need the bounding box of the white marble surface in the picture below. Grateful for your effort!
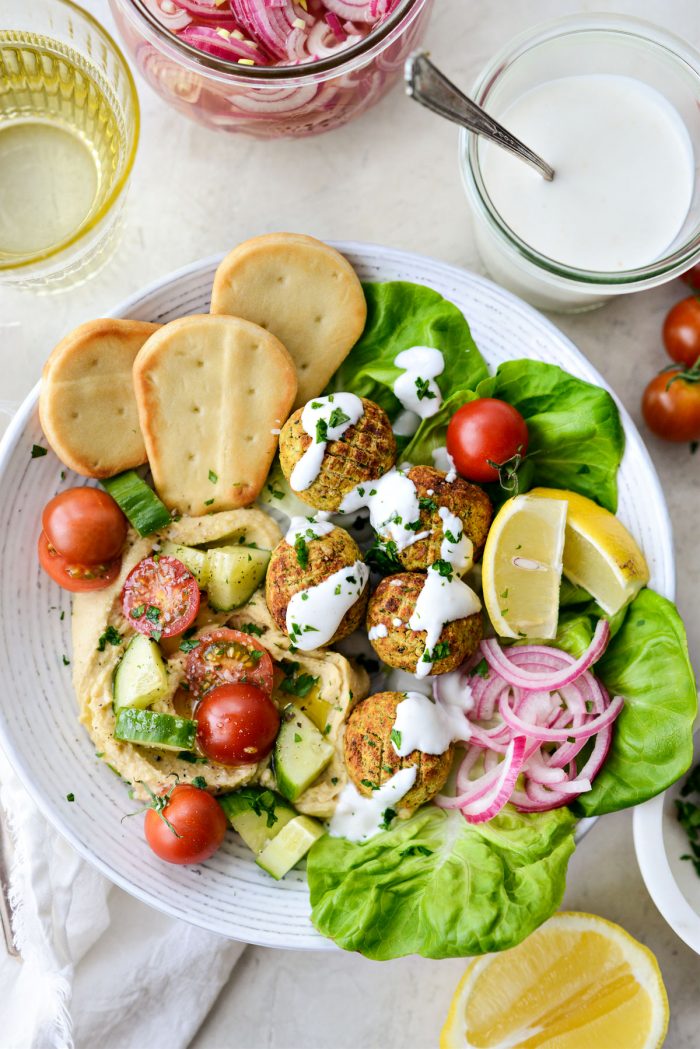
[2,0,700,1045]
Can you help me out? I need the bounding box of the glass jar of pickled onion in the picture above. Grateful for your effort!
[108,0,433,138]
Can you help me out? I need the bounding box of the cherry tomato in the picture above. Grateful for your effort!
[122,555,200,639]
[195,683,280,766]
[185,628,274,698]
[681,264,700,291]
[38,531,121,592]
[662,296,700,369]
[446,398,529,484]
[642,367,700,442]
[42,487,127,565]
[144,784,227,865]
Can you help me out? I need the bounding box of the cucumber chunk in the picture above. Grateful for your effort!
[274,708,334,802]
[206,545,270,612]
[113,634,169,712]
[256,815,324,879]
[219,786,296,855]
[101,470,171,536]
[114,708,197,752]
[257,457,314,519]
[159,541,209,588]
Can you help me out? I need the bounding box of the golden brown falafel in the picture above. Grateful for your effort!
[265,526,368,646]
[366,572,482,675]
[344,690,453,810]
[279,397,396,511]
[380,465,492,573]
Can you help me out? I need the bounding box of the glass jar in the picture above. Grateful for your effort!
[0,0,139,291]
[108,0,433,138]
[459,15,700,313]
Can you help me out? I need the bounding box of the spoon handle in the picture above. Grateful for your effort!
[405,52,555,182]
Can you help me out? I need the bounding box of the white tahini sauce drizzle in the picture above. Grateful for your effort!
[393,347,444,421]
[408,565,482,678]
[438,505,474,575]
[328,767,417,842]
[284,516,334,546]
[368,623,388,641]
[286,561,370,651]
[392,690,471,757]
[339,467,429,551]
[433,668,476,714]
[392,408,421,438]
[290,393,364,492]
[432,446,457,482]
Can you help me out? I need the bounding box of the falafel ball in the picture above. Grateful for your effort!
[266,525,369,647]
[344,690,453,810]
[380,465,492,573]
[366,572,482,675]
[279,396,396,511]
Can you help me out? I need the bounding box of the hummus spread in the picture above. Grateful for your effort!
[72,507,368,809]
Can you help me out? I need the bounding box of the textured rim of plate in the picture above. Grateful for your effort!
[0,241,675,949]
[633,731,700,956]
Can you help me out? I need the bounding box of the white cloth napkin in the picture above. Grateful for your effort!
[0,749,245,1049]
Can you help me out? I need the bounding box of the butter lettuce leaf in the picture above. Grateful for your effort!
[405,360,624,512]
[307,805,576,960]
[326,282,489,423]
[571,588,697,816]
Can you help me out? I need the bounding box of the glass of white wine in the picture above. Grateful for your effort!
[0,0,139,291]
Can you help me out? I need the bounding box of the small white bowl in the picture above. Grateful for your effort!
[634,729,700,955]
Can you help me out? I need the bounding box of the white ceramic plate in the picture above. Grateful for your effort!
[633,730,700,955]
[0,243,675,949]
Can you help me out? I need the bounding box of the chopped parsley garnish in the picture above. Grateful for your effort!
[238,788,280,829]
[328,406,350,429]
[303,624,319,633]
[31,444,48,458]
[390,728,402,750]
[249,649,263,663]
[365,538,402,575]
[315,418,328,443]
[204,498,214,507]
[208,469,218,484]
[60,611,65,621]
[239,622,263,637]
[281,670,319,698]
[60,470,66,481]
[334,584,342,595]
[380,808,396,831]
[331,777,339,786]
[177,751,208,764]
[66,793,75,803]
[301,592,309,601]
[432,559,454,580]
[369,488,377,496]
[360,779,379,791]
[346,575,356,584]
[294,733,302,743]
[500,588,509,600]
[400,844,433,857]
[179,638,200,653]
[323,724,331,735]
[472,658,489,679]
[406,518,423,532]
[62,654,70,666]
[97,626,122,652]
[145,605,161,623]
[130,604,145,619]
[294,535,309,568]
[444,529,460,544]
[419,496,438,513]
[311,401,323,409]
[415,377,436,401]
[266,484,285,500]
[431,641,451,661]
[191,776,207,790]
[357,486,365,497]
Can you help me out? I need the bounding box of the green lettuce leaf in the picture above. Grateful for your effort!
[307,805,576,960]
[571,589,697,816]
[326,282,489,423]
[405,360,625,512]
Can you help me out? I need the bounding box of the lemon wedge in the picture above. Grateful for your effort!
[528,488,649,615]
[481,494,566,639]
[440,911,669,1049]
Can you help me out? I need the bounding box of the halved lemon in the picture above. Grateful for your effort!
[440,911,669,1049]
[481,494,566,639]
[528,488,649,615]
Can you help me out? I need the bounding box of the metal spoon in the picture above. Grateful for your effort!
[405,52,555,182]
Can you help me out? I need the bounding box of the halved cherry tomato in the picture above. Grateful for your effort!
[122,555,200,639]
[185,628,274,698]
[42,487,127,565]
[144,784,226,865]
[446,398,529,484]
[642,366,700,442]
[38,531,121,592]
[196,683,280,766]
[663,296,700,369]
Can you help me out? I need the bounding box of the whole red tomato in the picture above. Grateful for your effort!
[144,784,227,865]
[663,296,700,369]
[642,367,700,442]
[446,399,529,484]
[196,682,280,766]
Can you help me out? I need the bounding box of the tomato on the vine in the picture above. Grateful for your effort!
[642,365,700,442]
[663,296,700,369]
[446,398,529,484]
[38,532,121,592]
[195,682,280,766]
[144,784,227,865]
